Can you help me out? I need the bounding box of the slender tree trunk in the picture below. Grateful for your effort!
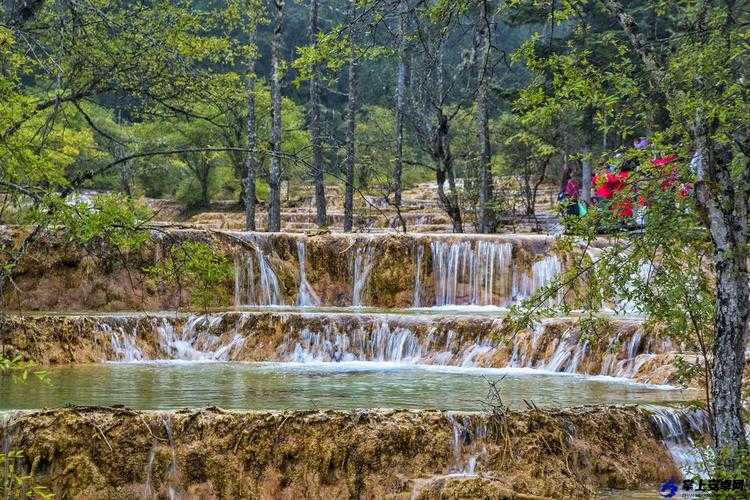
[476,0,493,233]
[200,162,210,208]
[268,0,285,232]
[427,42,463,233]
[434,111,463,233]
[309,0,327,227]
[694,114,749,455]
[343,0,357,232]
[244,32,258,231]
[120,160,132,196]
[392,0,407,226]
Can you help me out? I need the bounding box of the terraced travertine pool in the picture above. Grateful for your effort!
[0,230,711,498]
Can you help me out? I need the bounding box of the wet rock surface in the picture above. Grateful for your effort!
[0,406,677,499]
[0,227,563,311]
[0,311,683,384]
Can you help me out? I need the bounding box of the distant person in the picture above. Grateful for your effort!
[558,161,583,216]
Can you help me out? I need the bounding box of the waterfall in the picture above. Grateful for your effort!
[233,256,242,306]
[352,241,376,307]
[500,321,661,378]
[233,235,283,306]
[279,319,502,368]
[431,239,512,306]
[161,414,179,499]
[90,310,667,380]
[542,331,589,373]
[445,413,487,475]
[617,261,655,315]
[409,414,487,499]
[104,314,244,362]
[286,322,423,363]
[459,344,495,367]
[156,315,243,361]
[532,256,563,305]
[107,323,145,362]
[255,245,283,306]
[296,240,320,307]
[512,255,563,305]
[650,407,710,477]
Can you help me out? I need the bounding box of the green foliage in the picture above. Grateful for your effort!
[0,449,54,499]
[293,30,389,85]
[0,355,51,498]
[148,242,233,311]
[352,106,430,194]
[0,355,48,384]
[48,194,152,250]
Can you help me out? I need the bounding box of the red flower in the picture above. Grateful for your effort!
[652,154,678,167]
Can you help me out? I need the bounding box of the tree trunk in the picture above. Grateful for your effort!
[200,162,210,208]
[429,41,462,233]
[267,0,285,232]
[694,114,749,455]
[309,0,327,227]
[476,0,493,233]
[392,0,407,226]
[603,0,750,458]
[343,0,358,233]
[244,33,258,231]
[120,160,132,197]
[434,111,463,233]
[712,256,749,452]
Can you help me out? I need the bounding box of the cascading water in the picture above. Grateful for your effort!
[233,235,283,306]
[431,239,513,306]
[513,255,563,305]
[411,413,489,499]
[163,415,179,499]
[616,261,655,315]
[92,311,667,379]
[280,318,500,368]
[107,323,145,362]
[156,315,244,361]
[446,413,487,475]
[649,407,711,478]
[104,315,244,362]
[286,322,424,363]
[296,240,320,307]
[352,241,377,307]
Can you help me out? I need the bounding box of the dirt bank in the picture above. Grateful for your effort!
[0,406,678,499]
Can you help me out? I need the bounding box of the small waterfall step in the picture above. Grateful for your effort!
[3,310,683,385]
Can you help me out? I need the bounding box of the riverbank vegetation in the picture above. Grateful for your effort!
[1,0,748,485]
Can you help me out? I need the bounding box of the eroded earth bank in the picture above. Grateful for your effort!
[1,406,693,499]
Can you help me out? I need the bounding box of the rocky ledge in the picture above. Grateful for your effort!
[0,405,679,499]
